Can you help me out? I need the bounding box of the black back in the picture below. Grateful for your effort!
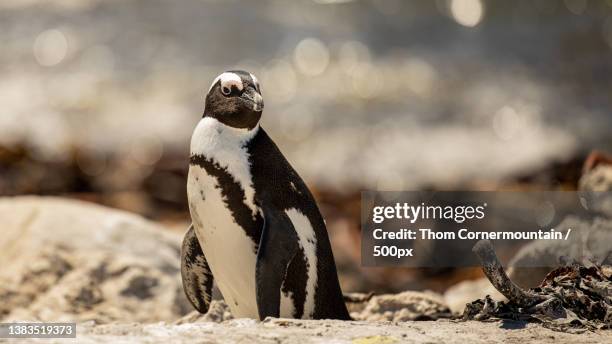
[247,128,350,320]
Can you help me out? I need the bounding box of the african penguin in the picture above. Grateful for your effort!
[181,70,351,320]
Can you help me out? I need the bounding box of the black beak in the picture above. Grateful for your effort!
[243,88,264,112]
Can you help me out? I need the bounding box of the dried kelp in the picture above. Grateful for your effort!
[464,240,612,333]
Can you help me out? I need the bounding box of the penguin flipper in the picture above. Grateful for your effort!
[255,205,299,320]
[181,224,214,314]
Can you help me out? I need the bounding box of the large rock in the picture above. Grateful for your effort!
[0,197,454,325]
[0,196,192,323]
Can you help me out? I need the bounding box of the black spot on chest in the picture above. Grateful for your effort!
[190,154,263,249]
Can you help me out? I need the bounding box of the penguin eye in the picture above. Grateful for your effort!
[221,86,231,96]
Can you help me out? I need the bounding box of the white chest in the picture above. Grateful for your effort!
[187,117,261,318]
[189,117,259,215]
[188,165,259,318]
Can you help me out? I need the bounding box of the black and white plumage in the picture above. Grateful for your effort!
[181,70,350,320]
[180,225,213,313]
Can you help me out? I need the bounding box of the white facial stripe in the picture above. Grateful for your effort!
[249,73,260,90]
[208,72,244,92]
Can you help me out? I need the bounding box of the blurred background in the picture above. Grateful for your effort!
[1,0,611,294]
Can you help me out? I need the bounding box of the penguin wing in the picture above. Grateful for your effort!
[181,224,214,314]
[255,204,299,319]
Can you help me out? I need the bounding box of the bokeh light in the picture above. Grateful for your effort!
[33,29,68,66]
[293,38,330,76]
[450,0,484,28]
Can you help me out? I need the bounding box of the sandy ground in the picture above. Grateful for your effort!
[3,319,609,344]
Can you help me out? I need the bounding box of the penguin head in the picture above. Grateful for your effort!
[204,70,264,130]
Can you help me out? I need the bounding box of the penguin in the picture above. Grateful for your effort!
[181,70,351,320]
